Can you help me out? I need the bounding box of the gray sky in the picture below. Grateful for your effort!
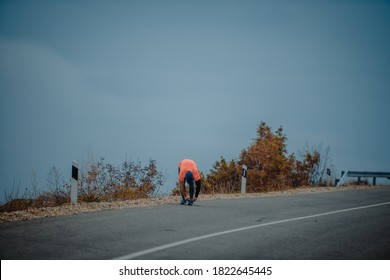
[1,0,389,201]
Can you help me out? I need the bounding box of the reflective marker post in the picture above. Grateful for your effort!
[71,160,79,205]
[241,165,247,193]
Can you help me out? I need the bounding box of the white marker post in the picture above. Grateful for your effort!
[241,165,247,193]
[71,160,79,205]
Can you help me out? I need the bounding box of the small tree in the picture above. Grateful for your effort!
[239,122,291,192]
[47,166,69,205]
[79,157,167,202]
[287,154,310,188]
[300,143,333,186]
[203,157,241,194]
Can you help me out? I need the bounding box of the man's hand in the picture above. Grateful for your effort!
[193,197,197,202]
[185,196,190,201]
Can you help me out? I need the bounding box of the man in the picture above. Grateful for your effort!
[178,159,202,206]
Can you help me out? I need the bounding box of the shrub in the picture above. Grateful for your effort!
[79,157,166,202]
[0,157,167,212]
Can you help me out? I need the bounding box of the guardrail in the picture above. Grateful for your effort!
[336,171,390,186]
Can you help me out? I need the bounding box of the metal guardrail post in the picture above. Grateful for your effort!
[337,171,349,186]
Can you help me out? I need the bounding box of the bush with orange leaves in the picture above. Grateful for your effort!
[79,157,167,202]
[201,121,330,194]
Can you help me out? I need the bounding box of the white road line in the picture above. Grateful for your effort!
[113,201,390,260]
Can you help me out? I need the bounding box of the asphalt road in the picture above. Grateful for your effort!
[1,187,389,260]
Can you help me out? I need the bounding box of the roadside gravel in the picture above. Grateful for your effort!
[0,185,385,223]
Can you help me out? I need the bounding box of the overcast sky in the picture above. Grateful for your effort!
[1,0,389,202]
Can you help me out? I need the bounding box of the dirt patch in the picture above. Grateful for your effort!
[0,185,386,223]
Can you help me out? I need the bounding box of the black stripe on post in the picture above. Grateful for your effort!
[72,165,78,181]
[242,168,247,178]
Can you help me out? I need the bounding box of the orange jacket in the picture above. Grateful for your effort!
[178,159,201,181]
